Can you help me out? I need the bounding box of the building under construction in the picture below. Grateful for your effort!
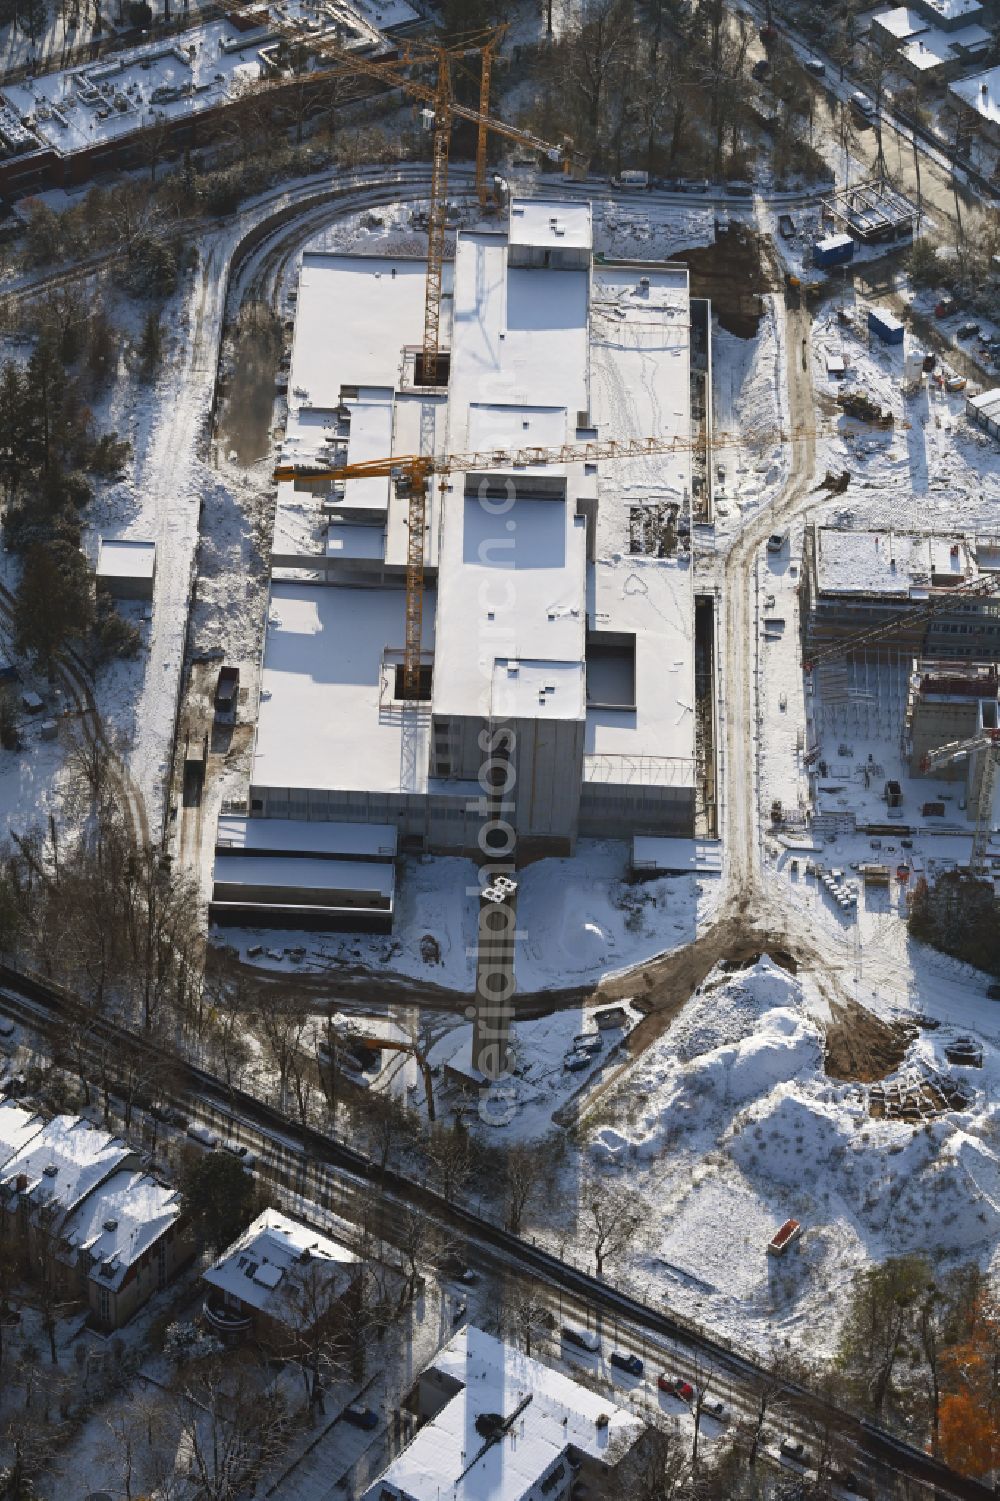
[904,659,999,815]
[800,524,1000,665]
[821,178,917,247]
[213,198,701,928]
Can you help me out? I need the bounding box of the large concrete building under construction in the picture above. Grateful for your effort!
[800,524,1000,663]
[212,198,701,929]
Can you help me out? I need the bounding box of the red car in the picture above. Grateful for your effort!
[658,1375,694,1400]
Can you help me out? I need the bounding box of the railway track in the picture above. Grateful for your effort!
[0,960,988,1501]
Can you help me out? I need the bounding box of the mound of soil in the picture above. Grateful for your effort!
[824,998,916,1083]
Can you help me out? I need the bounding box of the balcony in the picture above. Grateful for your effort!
[202,1294,252,1341]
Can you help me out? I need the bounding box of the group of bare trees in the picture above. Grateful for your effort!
[0,740,201,1038]
[512,0,825,181]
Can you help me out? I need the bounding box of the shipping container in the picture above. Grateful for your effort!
[868,307,905,345]
[813,233,855,269]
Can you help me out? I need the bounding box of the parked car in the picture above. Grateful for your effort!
[609,1351,643,1376]
[751,58,770,78]
[956,321,980,339]
[767,531,788,553]
[832,1467,870,1496]
[222,1142,257,1170]
[987,983,1000,1000]
[804,56,825,75]
[563,1051,591,1072]
[658,1375,694,1400]
[700,1397,729,1422]
[779,1437,809,1463]
[185,1123,218,1149]
[343,1405,378,1430]
[849,90,874,120]
[562,1325,600,1353]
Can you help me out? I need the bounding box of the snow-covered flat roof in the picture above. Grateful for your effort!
[0,1100,43,1171]
[288,255,426,420]
[326,519,386,560]
[1,20,270,156]
[274,255,440,569]
[252,582,435,795]
[432,497,588,721]
[491,657,586,720]
[591,262,692,501]
[216,814,397,859]
[968,387,1000,412]
[96,538,156,579]
[365,1326,641,1501]
[508,199,593,251]
[950,64,1000,120]
[0,1115,132,1222]
[213,853,395,898]
[815,527,974,596]
[587,261,696,776]
[901,31,951,64]
[871,6,928,37]
[632,836,723,873]
[63,1169,181,1291]
[203,1209,357,1323]
[446,230,588,448]
[921,0,982,21]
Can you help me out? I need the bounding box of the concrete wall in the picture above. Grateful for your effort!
[908,695,980,777]
[579,781,696,838]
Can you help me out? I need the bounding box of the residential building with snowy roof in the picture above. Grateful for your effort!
[230,197,700,927]
[202,1208,360,1346]
[361,1325,643,1501]
[63,1168,193,1330]
[0,1099,44,1172]
[0,1114,138,1232]
[0,1111,192,1328]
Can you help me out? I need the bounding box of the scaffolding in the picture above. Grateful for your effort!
[821,178,917,245]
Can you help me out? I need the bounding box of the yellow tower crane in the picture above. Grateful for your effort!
[220,7,585,385]
[275,426,818,701]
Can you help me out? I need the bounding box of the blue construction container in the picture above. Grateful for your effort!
[868,307,905,345]
[812,233,855,269]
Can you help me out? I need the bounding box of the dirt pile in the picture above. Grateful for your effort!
[823,998,916,1083]
[673,226,777,337]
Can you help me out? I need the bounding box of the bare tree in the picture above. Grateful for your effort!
[580,1173,643,1279]
[166,1360,289,1501]
[275,1256,352,1418]
[502,1142,542,1234]
[427,1120,476,1204]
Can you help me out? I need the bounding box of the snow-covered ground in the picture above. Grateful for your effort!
[570,954,1000,1358]
[712,296,790,533]
[228,839,722,996]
